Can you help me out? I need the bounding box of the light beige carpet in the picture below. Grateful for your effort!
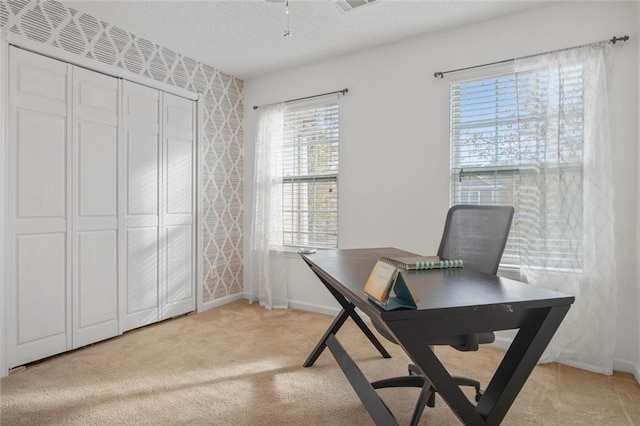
[1,300,639,425]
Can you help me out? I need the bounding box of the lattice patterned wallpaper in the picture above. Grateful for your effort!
[1,0,244,302]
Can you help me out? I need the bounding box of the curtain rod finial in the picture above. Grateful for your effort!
[434,72,444,79]
[610,35,629,44]
[253,106,258,110]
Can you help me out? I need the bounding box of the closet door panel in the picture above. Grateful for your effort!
[127,130,159,216]
[7,48,71,368]
[161,93,194,320]
[16,56,67,101]
[76,231,118,335]
[16,234,67,351]
[126,228,159,316]
[78,122,117,217]
[16,110,67,218]
[78,80,118,115]
[166,137,193,215]
[165,225,193,304]
[72,67,119,348]
[127,91,159,121]
[121,81,161,332]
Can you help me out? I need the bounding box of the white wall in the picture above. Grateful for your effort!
[244,2,639,375]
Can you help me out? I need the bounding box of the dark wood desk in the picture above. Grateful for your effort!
[301,248,574,426]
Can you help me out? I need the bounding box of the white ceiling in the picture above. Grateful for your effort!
[63,0,548,81]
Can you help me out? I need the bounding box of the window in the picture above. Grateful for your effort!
[282,98,339,248]
[450,66,585,270]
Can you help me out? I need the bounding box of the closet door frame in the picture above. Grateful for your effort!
[0,34,201,378]
[1,37,9,378]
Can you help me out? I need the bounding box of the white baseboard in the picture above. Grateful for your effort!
[286,299,375,324]
[613,358,640,384]
[287,300,341,317]
[494,334,640,385]
[240,293,341,316]
[241,295,374,323]
[199,293,243,312]
[492,334,513,351]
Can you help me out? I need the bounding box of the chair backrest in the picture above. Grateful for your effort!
[437,205,514,276]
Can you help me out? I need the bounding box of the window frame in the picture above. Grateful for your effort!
[449,66,586,273]
[281,97,340,249]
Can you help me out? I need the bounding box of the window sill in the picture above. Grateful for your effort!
[283,246,334,258]
[498,264,586,282]
[498,265,521,281]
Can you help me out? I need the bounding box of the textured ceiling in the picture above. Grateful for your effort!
[63,0,548,81]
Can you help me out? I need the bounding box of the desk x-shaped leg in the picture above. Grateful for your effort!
[303,263,391,368]
[388,304,570,425]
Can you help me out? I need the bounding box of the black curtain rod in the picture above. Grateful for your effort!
[253,88,348,110]
[434,35,630,79]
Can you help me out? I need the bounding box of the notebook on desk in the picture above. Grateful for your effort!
[380,255,463,270]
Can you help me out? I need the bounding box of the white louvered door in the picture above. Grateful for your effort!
[7,48,72,366]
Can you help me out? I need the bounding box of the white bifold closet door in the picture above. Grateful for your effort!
[121,82,194,332]
[121,81,161,331]
[7,48,72,367]
[161,93,195,320]
[6,47,195,368]
[7,48,119,366]
[71,67,119,348]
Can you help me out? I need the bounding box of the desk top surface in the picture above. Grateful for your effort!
[301,247,574,321]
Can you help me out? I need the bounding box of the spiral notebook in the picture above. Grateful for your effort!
[380,255,463,270]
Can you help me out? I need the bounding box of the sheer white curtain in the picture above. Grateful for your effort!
[246,103,288,309]
[515,45,616,374]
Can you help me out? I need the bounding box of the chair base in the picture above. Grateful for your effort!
[371,364,483,426]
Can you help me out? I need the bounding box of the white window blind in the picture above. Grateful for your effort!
[283,97,339,248]
[450,66,585,270]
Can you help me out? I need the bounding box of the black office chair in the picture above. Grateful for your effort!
[371,204,514,426]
